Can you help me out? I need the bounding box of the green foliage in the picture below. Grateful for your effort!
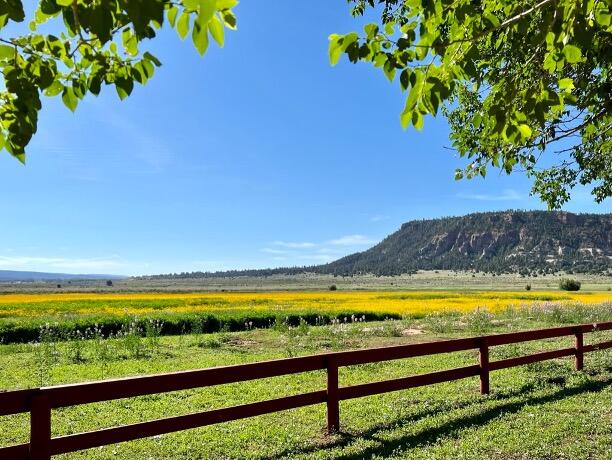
[337,0,612,208]
[0,310,401,345]
[0,0,238,161]
[559,278,582,291]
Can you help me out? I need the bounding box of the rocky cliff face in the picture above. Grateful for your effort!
[318,211,612,275]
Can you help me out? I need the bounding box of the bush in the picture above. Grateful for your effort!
[329,284,337,291]
[525,284,531,291]
[559,278,581,291]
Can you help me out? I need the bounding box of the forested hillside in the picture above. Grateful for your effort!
[149,211,611,278]
[318,211,611,275]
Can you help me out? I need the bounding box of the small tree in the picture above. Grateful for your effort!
[525,284,531,291]
[559,278,581,291]
[106,280,113,287]
[329,285,337,291]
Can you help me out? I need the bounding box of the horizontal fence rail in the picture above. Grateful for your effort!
[1,321,611,459]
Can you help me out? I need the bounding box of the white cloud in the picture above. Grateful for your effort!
[261,248,290,255]
[272,241,316,248]
[458,189,524,201]
[258,233,378,267]
[370,215,389,222]
[0,255,125,273]
[328,234,377,246]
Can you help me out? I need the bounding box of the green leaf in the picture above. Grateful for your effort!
[122,29,138,56]
[412,111,424,130]
[217,0,238,9]
[167,5,179,27]
[364,23,378,39]
[197,0,216,24]
[0,44,14,59]
[558,77,574,91]
[192,11,209,55]
[115,78,134,100]
[483,12,500,27]
[399,69,411,91]
[44,80,63,96]
[328,34,343,66]
[56,0,72,6]
[143,51,162,67]
[518,124,532,138]
[383,60,396,82]
[176,12,190,39]
[208,15,224,47]
[61,87,78,112]
[594,6,611,27]
[562,45,582,63]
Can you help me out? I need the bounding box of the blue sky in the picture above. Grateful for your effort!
[0,2,609,276]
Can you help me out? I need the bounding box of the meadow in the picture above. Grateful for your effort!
[0,289,611,344]
[1,305,611,459]
[0,278,611,458]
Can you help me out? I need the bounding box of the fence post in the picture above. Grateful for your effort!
[30,393,52,460]
[575,330,584,371]
[479,338,490,395]
[326,355,340,434]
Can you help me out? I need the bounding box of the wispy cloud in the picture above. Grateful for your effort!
[261,248,290,255]
[272,241,316,248]
[328,234,377,246]
[370,215,389,222]
[259,233,378,267]
[0,255,125,273]
[458,189,524,201]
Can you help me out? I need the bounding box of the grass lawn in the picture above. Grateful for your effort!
[1,313,611,459]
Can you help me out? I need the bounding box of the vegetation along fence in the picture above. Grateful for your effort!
[1,321,611,460]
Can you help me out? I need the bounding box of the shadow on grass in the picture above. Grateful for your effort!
[264,375,612,460]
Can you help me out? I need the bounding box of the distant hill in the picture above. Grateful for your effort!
[148,211,612,278]
[0,270,125,282]
[317,211,611,275]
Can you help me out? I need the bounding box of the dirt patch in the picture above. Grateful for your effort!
[402,328,424,336]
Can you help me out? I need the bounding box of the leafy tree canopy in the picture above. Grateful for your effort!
[1,0,610,210]
[0,0,236,162]
[333,0,611,208]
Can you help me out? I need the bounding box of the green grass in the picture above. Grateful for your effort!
[1,270,610,293]
[1,313,611,459]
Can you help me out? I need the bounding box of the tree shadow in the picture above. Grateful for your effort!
[263,376,611,460]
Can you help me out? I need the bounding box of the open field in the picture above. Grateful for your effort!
[1,309,611,459]
[1,270,611,293]
[0,289,610,344]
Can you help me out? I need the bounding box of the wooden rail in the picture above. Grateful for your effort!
[1,321,611,459]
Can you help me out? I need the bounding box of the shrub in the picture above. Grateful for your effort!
[559,278,581,291]
[329,284,337,291]
[466,308,494,333]
[525,284,531,291]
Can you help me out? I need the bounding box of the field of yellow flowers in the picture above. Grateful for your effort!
[0,290,610,319]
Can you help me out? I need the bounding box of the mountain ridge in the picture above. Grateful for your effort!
[145,210,612,278]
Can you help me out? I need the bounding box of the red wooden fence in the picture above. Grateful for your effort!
[1,321,611,459]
